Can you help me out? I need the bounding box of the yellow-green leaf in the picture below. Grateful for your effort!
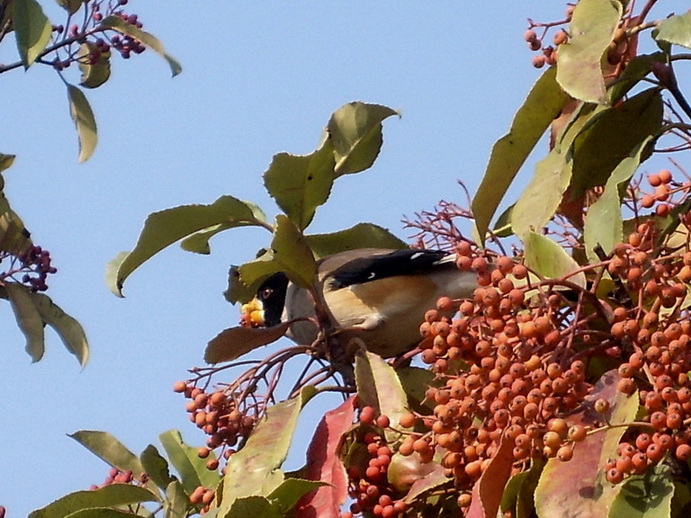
[55,0,84,15]
[655,11,691,49]
[472,67,568,244]
[159,429,220,494]
[570,88,662,197]
[67,84,98,163]
[13,0,52,68]
[511,103,602,239]
[327,101,399,176]
[556,0,622,104]
[27,484,159,518]
[98,15,182,76]
[31,291,89,367]
[583,137,654,263]
[306,223,406,258]
[0,211,32,256]
[354,350,409,443]
[0,153,15,175]
[78,41,111,89]
[5,282,44,362]
[263,141,335,231]
[238,215,317,290]
[523,232,586,287]
[219,391,314,513]
[180,200,266,254]
[107,196,265,297]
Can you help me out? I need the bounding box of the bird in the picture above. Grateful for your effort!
[242,248,481,358]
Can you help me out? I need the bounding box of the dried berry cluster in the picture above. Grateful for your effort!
[49,0,146,71]
[0,244,57,292]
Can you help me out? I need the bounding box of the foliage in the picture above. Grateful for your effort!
[0,0,179,364]
[20,1,691,517]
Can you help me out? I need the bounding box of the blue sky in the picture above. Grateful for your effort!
[1,3,689,516]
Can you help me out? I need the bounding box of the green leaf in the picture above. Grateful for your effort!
[140,444,177,491]
[5,282,45,362]
[69,431,145,475]
[55,0,85,15]
[570,88,663,197]
[607,53,666,104]
[238,214,317,290]
[164,480,189,518]
[354,350,410,443]
[584,137,654,263]
[306,223,406,258]
[523,232,586,287]
[13,0,52,68]
[78,42,111,89]
[98,15,182,76]
[227,496,282,518]
[472,67,568,243]
[67,84,98,163]
[107,196,265,296]
[556,0,622,104]
[501,458,545,518]
[28,485,158,518]
[609,464,675,518]
[263,141,335,231]
[327,101,399,176]
[31,291,89,366]
[159,430,220,495]
[219,390,314,513]
[181,201,267,254]
[396,365,440,411]
[655,11,691,49]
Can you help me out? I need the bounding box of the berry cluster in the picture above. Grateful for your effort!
[340,168,691,515]
[343,408,410,518]
[173,381,257,465]
[89,467,148,490]
[525,4,632,70]
[639,168,690,219]
[189,485,216,514]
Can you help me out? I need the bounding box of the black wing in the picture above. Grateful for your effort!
[328,249,450,289]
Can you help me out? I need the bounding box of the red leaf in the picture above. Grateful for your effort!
[468,434,514,518]
[204,322,291,363]
[295,395,356,518]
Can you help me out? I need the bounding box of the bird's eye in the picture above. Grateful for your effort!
[261,288,273,299]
